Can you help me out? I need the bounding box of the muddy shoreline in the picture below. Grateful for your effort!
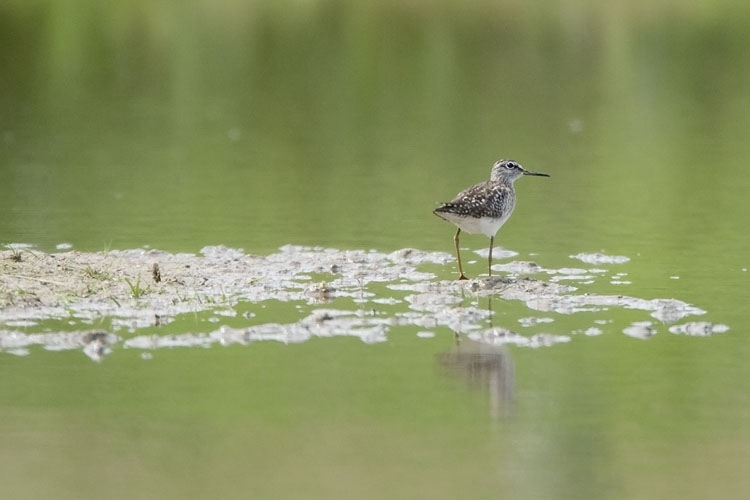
[0,245,728,361]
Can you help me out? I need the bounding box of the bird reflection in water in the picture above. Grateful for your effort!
[438,295,514,419]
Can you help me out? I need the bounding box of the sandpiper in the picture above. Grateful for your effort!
[434,159,549,280]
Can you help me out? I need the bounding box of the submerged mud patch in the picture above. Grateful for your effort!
[0,245,727,361]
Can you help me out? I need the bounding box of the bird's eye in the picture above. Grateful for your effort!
[506,162,518,169]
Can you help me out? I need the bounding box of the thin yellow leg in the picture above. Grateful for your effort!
[488,236,494,277]
[454,228,468,280]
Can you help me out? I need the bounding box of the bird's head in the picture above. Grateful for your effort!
[490,159,550,183]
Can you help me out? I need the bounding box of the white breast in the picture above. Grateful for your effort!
[438,212,511,238]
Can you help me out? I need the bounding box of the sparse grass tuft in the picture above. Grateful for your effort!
[124,276,150,298]
[83,266,111,281]
[5,245,23,262]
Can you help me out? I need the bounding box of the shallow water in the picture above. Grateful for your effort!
[2,2,750,499]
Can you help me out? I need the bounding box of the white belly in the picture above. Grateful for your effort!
[438,213,510,238]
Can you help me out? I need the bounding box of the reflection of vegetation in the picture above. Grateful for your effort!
[1,0,748,266]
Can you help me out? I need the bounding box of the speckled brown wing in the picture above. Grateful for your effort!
[434,181,514,220]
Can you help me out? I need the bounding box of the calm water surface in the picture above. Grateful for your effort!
[1,1,750,499]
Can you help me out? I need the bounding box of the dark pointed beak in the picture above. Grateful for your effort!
[522,169,550,177]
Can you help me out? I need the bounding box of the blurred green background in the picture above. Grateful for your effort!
[2,1,750,499]
[3,0,748,259]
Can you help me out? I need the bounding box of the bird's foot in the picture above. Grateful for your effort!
[457,274,469,281]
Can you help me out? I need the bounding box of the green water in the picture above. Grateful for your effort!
[2,1,750,499]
